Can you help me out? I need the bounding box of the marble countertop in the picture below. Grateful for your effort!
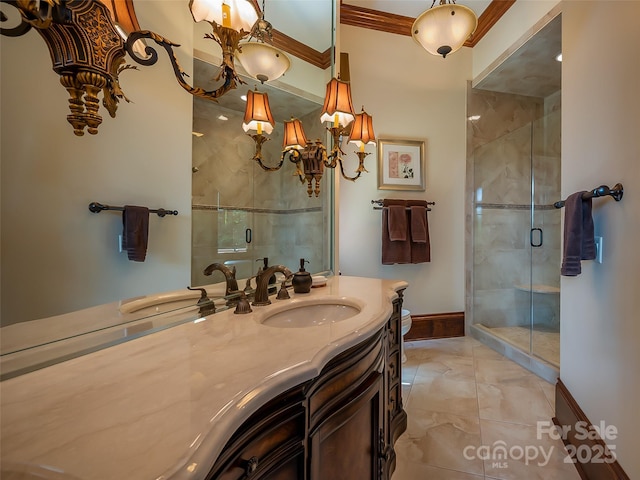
[0,276,407,480]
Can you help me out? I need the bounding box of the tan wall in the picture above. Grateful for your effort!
[560,2,640,476]
[337,24,471,315]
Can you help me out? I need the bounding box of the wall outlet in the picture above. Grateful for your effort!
[594,236,603,263]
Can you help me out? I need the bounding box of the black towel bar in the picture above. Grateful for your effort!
[88,202,178,217]
[371,199,435,211]
[553,183,623,209]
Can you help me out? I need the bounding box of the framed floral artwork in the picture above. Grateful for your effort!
[377,138,426,191]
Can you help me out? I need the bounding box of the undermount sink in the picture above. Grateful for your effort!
[259,299,362,328]
[119,289,223,315]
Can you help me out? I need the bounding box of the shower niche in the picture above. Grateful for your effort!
[466,14,562,381]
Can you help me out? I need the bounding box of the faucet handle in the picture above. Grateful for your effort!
[231,291,253,314]
[187,286,210,305]
[244,276,257,292]
[276,282,290,300]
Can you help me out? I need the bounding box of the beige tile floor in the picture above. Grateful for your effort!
[392,336,580,480]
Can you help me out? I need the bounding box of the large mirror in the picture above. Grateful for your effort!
[0,0,336,373]
[190,59,334,289]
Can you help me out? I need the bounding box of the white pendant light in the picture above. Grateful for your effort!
[412,1,478,58]
[237,42,291,83]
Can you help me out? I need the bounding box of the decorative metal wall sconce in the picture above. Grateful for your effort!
[1,0,133,136]
[243,77,376,197]
[0,0,272,136]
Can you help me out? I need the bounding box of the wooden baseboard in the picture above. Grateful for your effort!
[404,312,464,341]
[553,379,630,480]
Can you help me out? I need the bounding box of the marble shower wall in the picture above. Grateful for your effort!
[191,96,329,287]
[467,87,561,330]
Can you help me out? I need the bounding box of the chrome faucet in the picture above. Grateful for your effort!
[203,263,239,296]
[252,265,293,306]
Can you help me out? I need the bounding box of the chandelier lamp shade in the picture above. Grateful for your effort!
[244,77,376,197]
[242,88,284,172]
[348,108,376,151]
[320,78,356,128]
[412,0,478,58]
[235,0,291,84]
[237,42,291,84]
[282,119,309,151]
[189,0,257,30]
[242,88,275,135]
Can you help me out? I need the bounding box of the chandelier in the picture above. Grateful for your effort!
[243,77,376,197]
[412,0,478,58]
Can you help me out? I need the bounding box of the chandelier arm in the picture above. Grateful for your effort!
[0,2,34,36]
[323,125,349,168]
[249,134,285,171]
[284,149,306,183]
[1,0,54,30]
[337,151,370,182]
[125,30,239,101]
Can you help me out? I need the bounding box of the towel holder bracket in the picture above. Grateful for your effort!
[88,202,178,217]
[553,183,623,209]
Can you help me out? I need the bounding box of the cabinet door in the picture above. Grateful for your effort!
[207,387,305,480]
[308,370,385,480]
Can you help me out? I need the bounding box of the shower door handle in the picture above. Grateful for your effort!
[530,228,543,247]
[245,228,252,244]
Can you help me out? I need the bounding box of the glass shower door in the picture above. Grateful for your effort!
[530,111,561,367]
[472,112,561,369]
[473,121,534,353]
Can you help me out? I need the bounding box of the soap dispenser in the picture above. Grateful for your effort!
[292,258,312,294]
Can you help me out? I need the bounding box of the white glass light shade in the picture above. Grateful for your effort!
[190,0,258,31]
[282,118,308,151]
[242,89,275,134]
[237,42,291,83]
[411,3,478,58]
[348,109,376,148]
[320,78,355,127]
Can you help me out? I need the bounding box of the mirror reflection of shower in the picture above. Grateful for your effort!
[191,58,332,287]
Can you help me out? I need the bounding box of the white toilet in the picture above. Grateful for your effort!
[401,309,412,363]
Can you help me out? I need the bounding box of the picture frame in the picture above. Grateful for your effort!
[377,138,426,191]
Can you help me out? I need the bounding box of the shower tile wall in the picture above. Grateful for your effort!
[467,87,561,331]
[191,96,327,286]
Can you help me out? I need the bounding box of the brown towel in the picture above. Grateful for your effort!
[122,205,149,262]
[382,199,410,264]
[561,192,595,276]
[410,206,427,243]
[388,205,407,241]
[408,202,431,263]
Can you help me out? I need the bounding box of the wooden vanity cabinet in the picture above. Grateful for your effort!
[205,385,307,480]
[206,293,407,480]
